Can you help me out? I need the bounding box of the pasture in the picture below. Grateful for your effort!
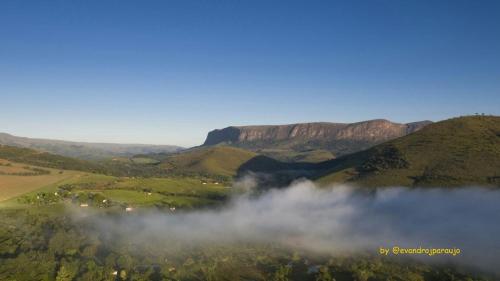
[0,159,85,202]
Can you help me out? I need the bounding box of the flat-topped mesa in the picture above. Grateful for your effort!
[203,119,432,146]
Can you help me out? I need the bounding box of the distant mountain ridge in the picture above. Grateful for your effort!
[0,132,183,160]
[203,119,432,161]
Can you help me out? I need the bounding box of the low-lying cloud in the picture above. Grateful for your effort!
[74,180,500,274]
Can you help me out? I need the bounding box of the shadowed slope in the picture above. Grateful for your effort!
[316,116,500,187]
[160,146,259,177]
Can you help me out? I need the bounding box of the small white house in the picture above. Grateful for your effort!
[147,192,152,196]
[125,207,133,212]
[80,203,89,207]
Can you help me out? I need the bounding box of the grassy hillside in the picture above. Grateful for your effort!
[0,145,105,173]
[316,116,500,187]
[160,146,258,177]
[0,145,180,178]
[254,148,335,163]
[0,144,268,180]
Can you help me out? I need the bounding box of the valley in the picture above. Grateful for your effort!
[2,1,499,279]
[0,115,498,281]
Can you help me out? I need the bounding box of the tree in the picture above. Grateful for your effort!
[316,266,334,281]
[55,266,73,281]
[119,269,127,280]
[272,265,291,281]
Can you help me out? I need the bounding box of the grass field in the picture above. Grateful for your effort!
[72,176,231,208]
[0,159,86,202]
[0,159,31,174]
[1,164,233,210]
[130,157,161,165]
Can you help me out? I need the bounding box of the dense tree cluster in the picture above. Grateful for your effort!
[0,209,492,281]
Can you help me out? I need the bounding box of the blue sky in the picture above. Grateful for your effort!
[1,1,499,147]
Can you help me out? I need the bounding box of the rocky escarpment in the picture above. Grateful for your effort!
[203,119,432,159]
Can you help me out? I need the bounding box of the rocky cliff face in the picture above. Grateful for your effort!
[203,119,432,158]
[204,120,431,145]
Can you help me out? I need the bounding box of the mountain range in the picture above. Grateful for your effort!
[203,119,432,162]
[0,132,183,160]
[1,116,498,188]
[197,116,500,187]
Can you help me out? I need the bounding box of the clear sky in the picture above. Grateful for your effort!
[1,1,499,147]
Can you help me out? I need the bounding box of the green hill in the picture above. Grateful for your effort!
[316,116,500,187]
[253,148,335,163]
[0,145,165,177]
[0,144,277,179]
[160,146,259,177]
[0,145,105,173]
